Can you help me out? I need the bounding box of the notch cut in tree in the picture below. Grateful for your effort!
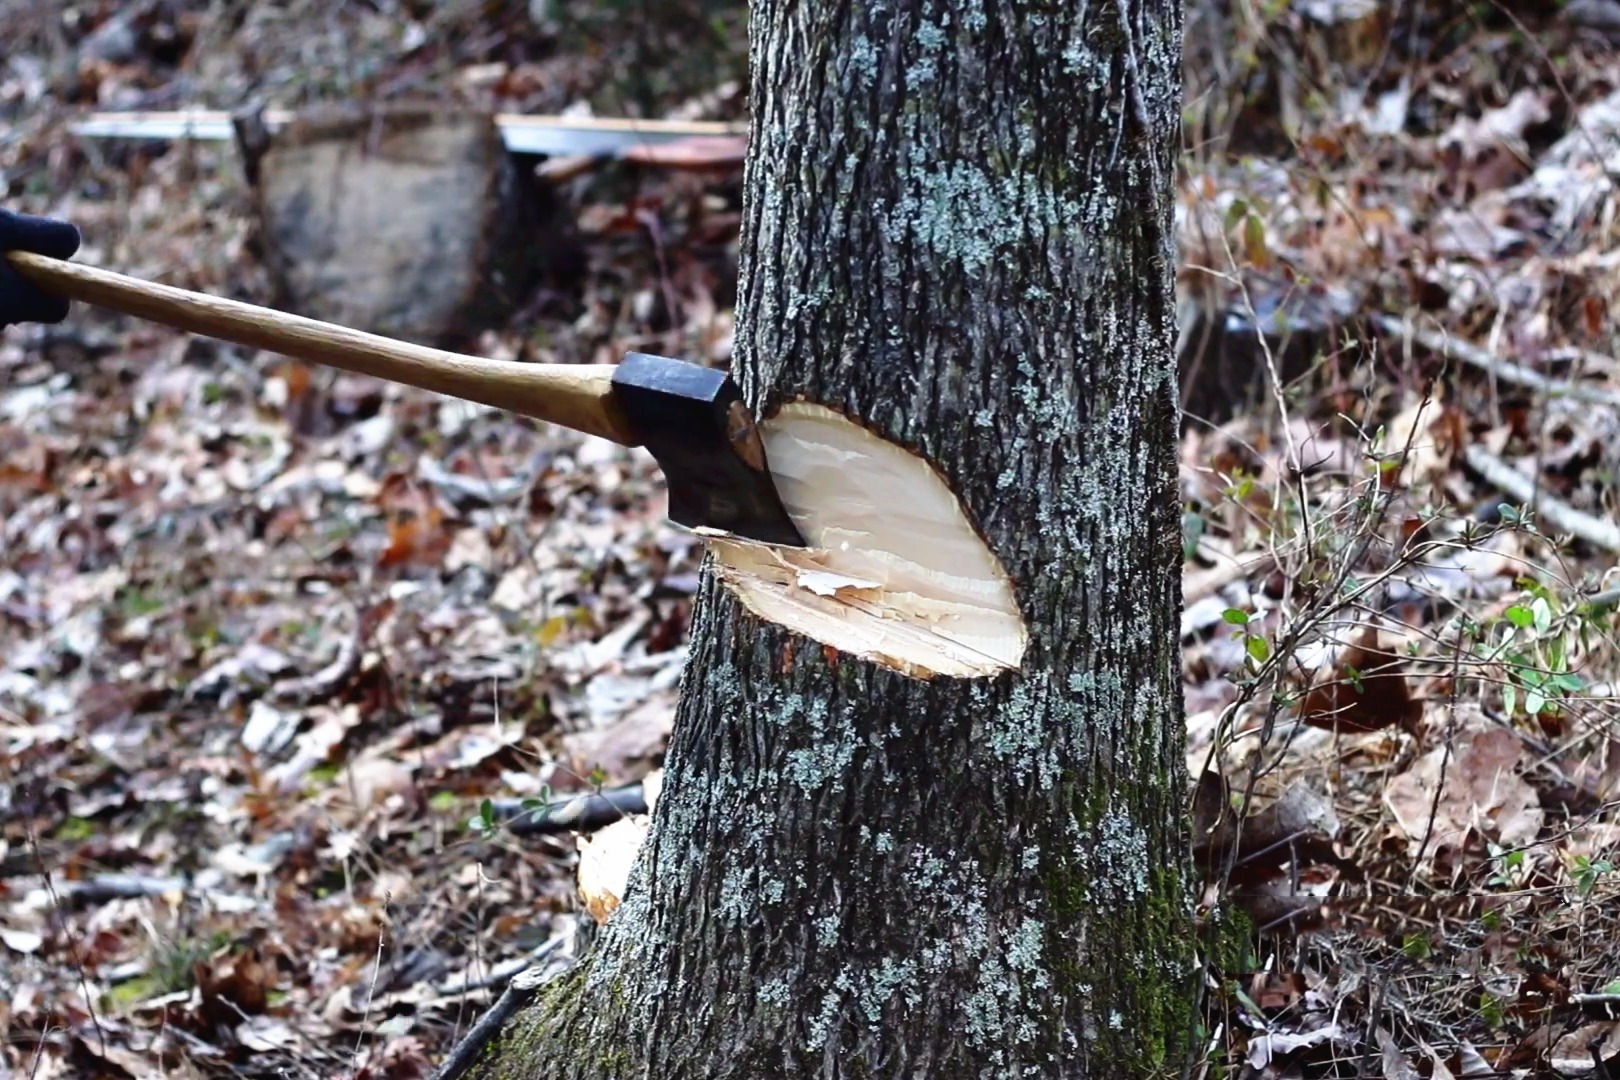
[709,401,1028,679]
[17,226,1028,654]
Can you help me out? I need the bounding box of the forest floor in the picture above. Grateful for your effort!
[3,2,1620,1078]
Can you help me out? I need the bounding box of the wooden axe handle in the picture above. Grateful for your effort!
[6,251,637,445]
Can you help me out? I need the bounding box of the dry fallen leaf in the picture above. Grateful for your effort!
[1378,1028,1422,1080]
[377,475,452,569]
[1383,725,1543,861]
[1550,1021,1620,1074]
[1297,626,1422,734]
[1246,1022,1347,1070]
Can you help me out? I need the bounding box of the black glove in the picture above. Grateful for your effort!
[0,208,81,329]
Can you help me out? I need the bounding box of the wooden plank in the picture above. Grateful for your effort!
[71,109,748,157]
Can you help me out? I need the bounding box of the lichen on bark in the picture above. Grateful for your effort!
[467,1,1193,1077]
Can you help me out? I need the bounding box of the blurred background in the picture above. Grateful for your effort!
[5,2,1620,1077]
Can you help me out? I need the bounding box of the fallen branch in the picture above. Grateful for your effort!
[1574,992,1620,1020]
[494,784,649,836]
[431,965,558,1080]
[1374,313,1620,410]
[1585,583,1620,608]
[43,873,255,910]
[428,934,571,999]
[269,628,360,704]
[1463,444,1620,554]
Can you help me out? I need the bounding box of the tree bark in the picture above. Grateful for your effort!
[472,1,1191,1077]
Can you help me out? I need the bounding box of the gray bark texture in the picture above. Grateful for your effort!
[472,1,1192,1076]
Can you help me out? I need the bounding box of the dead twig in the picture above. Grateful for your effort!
[1374,313,1620,410]
[40,873,256,910]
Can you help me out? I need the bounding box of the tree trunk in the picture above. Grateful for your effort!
[472,1,1191,1077]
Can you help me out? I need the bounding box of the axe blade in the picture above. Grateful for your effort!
[612,353,806,548]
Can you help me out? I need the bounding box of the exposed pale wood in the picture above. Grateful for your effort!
[709,401,1026,678]
[619,135,747,169]
[576,771,662,924]
[7,251,634,445]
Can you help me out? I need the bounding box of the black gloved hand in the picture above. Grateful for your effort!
[0,208,81,329]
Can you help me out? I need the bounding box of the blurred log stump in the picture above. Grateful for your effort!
[1176,277,1363,427]
[233,105,557,347]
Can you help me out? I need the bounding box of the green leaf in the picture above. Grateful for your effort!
[1570,854,1609,898]
[54,816,96,841]
[467,798,500,836]
[1182,510,1206,561]
[1503,683,1518,717]
[1525,689,1545,716]
[1531,596,1553,634]
[1504,605,1534,629]
[1244,212,1269,263]
[1246,636,1271,664]
[1222,608,1251,626]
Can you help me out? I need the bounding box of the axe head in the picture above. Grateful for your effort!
[612,353,806,548]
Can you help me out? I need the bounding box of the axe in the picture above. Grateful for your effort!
[6,250,806,548]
